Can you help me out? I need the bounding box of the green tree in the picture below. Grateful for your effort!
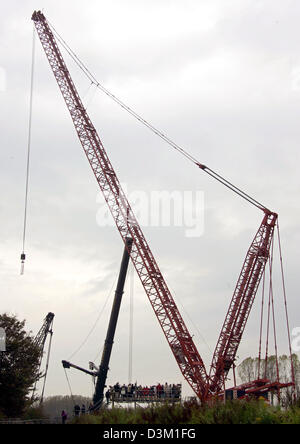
[0,314,41,417]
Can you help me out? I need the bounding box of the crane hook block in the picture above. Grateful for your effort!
[20,253,26,275]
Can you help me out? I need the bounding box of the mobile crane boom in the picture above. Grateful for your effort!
[93,237,133,409]
[62,360,98,377]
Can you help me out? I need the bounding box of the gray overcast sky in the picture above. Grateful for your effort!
[1,0,300,400]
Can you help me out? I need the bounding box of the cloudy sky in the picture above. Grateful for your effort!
[1,0,300,400]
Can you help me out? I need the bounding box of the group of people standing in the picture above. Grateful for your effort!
[105,382,182,402]
[61,382,181,422]
[73,403,88,416]
[61,403,91,423]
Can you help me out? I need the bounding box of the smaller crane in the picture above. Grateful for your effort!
[62,238,133,410]
[32,312,55,403]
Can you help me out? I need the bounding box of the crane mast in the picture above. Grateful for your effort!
[208,211,277,393]
[31,10,282,400]
[32,10,208,400]
[34,312,54,351]
[32,312,54,402]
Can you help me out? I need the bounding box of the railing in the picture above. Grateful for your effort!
[0,417,60,424]
[109,392,182,404]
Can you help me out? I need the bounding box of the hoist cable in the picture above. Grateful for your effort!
[21,26,36,275]
[40,330,54,403]
[63,367,75,404]
[92,347,104,366]
[68,273,118,361]
[257,268,266,380]
[128,262,134,383]
[46,18,270,213]
[264,260,272,379]
[264,236,278,381]
[269,236,280,382]
[277,222,296,389]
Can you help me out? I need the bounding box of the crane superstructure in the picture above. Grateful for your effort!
[32,312,55,403]
[31,11,291,400]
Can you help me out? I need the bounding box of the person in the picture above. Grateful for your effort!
[158,383,164,398]
[171,384,176,398]
[81,404,86,415]
[105,389,110,404]
[74,404,80,417]
[114,382,120,399]
[164,382,168,399]
[127,383,132,398]
[133,384,137,399]
[121,384,127,399]
[166,384,172,399]
[174,384,181,399]
[150,385,155,397]
[61,410,67,424]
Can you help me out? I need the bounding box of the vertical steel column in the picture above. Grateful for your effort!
[93,238,133,409]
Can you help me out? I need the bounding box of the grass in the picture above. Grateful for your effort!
[72,399,300,425]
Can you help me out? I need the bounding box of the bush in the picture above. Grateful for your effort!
[72,399,300,425]
[22,405,48,421]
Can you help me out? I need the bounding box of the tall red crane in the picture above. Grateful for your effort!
[31,11,289,400]
[32,10,209,401]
